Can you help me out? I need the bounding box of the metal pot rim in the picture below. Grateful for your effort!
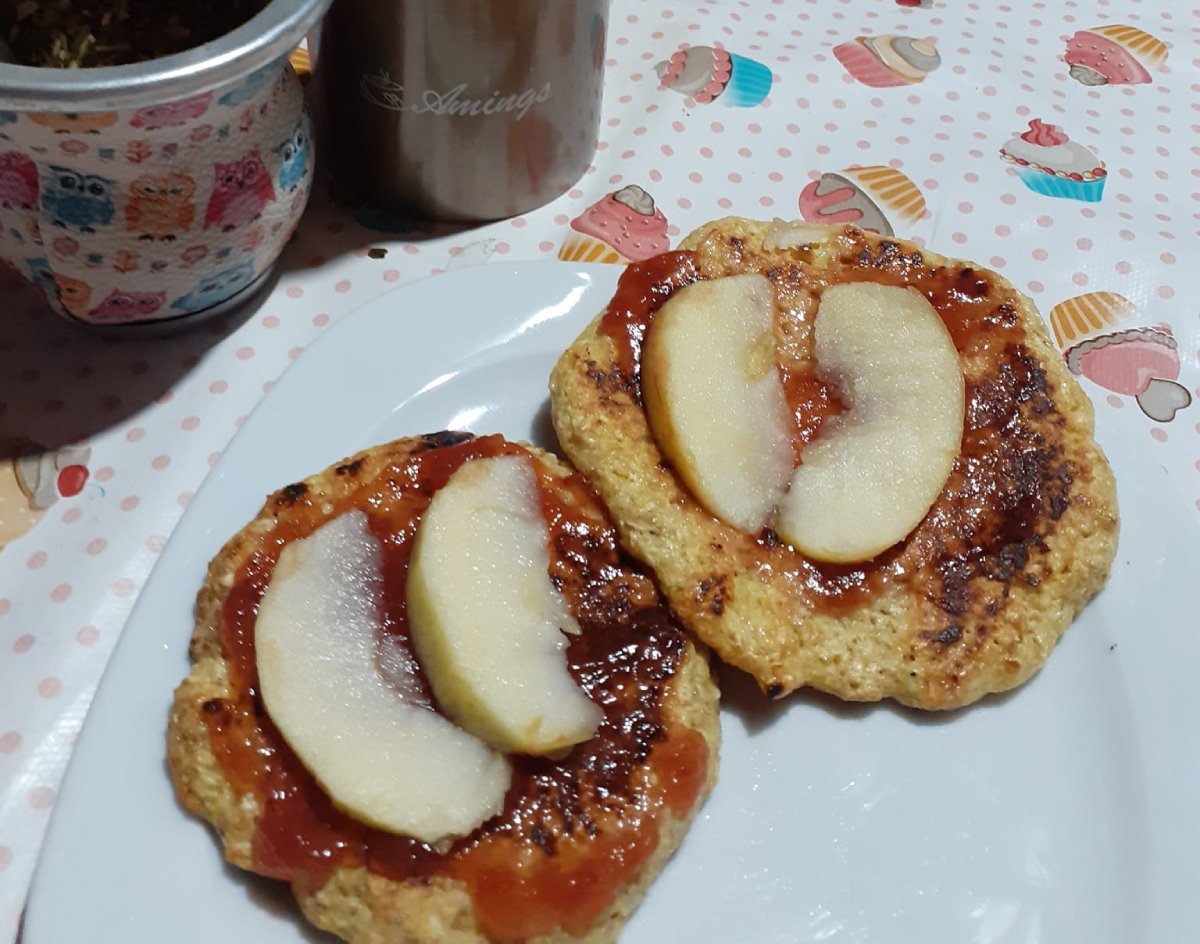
[0,0,330,111]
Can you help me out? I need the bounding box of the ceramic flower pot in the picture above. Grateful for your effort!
[0,0,330,330]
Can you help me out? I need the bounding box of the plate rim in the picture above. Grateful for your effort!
[22,259,623,939]
[22,258,1200,943]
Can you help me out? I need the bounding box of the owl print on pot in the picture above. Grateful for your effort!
[218,61,281,108]
[274,117,311,193]
[0,57,315,328]
[203,148,276,232]
[86,288,167,324]
[0,151,38,209]
[126,171,196,241]
[25,258,57,298]
[41,166,115,232]
[53,272,92,317]
[172,259,257,313]
[27,112,119,134]
[26,259,94,318]
[129,93,213,130]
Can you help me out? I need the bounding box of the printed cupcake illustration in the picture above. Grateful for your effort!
[1049,293,1192,422]
[559,185,669,264]
[0,441,91,550]
[999,119,1106,202]
[655,44,773,107]
[1065,25,1167,86]
[798,165,926,237]
[834,36,941,87]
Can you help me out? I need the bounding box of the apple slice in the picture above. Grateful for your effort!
[256,509,511,844]
[776,282,964,562]
[763,219,837,250]
[642,273,794,532]
[407,455,603,756]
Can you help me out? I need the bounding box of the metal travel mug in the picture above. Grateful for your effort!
[313,0,611,221]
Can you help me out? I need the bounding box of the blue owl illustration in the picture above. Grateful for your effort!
[274,120,311,192]
[218,61,281,107]
[172,260,256,313]
[25,257,57,296]
[41,166,115,232]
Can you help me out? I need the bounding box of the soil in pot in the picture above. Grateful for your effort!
[2,0,270,68]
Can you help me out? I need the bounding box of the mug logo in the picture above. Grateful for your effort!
[360,71,552,121]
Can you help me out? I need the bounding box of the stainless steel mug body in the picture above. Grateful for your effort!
[314,0,610,221]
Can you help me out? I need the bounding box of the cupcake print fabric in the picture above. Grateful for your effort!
[655,44,773,107]
[1064,24,1168,86]
[1,3,1198,940]
[834,36,941,87]
[558,185,669,263]
[999,119,1107,203]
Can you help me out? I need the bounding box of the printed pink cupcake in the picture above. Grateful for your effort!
[1065,24,1168,86]
[0,441,90,550]
[655,44,773,107]
[834,35,941,88]
[558,185,669,264]
[798,165,925,237]
[1068,326,1191,422]
[1049,293,1191,422]
[1048,291,1135,350]
[999,119,1106,202]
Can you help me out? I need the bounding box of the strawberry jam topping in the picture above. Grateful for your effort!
[204,432,709,940]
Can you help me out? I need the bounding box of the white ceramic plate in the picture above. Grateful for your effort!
[24,262,1199,943]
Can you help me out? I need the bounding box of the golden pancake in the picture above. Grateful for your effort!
[168,432,720,943]
[549,219,1118,710]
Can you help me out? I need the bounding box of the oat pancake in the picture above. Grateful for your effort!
[168,431,720,944]
[549,219,1118,710]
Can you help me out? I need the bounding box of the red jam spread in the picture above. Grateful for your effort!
[599,250,847,460]
[778,366,845,456]
[600,250,701,384]
[598,233,1074,620]
[204,433,708,940]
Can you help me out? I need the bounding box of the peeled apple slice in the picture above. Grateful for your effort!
[641,273,795,532]
[407,455,604,756]
[256,509,512,844]
[776,282,965,562]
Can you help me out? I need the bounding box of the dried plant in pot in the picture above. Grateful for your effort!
[0,0,330,330]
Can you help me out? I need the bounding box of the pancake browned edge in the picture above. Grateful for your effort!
[167,432,720,944]
[549,219,1119,710]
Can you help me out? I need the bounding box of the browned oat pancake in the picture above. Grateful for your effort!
[549,219,1118,710]
[167,431,720,944]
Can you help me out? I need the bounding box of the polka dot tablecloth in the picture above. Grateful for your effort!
[1,0,1198,935]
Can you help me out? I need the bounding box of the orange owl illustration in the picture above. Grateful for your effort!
[125,172,196,241]
[27,111,119,134]
[52,273,92,317]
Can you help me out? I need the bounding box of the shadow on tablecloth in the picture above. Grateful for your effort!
[0,268,275,453]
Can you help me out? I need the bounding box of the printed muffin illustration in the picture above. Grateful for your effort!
[549,219,1118,710]
[559,184,669,264]
[1065,24,1168,86]
[168,432,720,944]
[655,44,773,107]
[288,46,312,81]
[999,119,1106,202]
[834,35,941,87]
[0,441,90,550]
[1050,292,1192,422]
[798,165,926,236]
